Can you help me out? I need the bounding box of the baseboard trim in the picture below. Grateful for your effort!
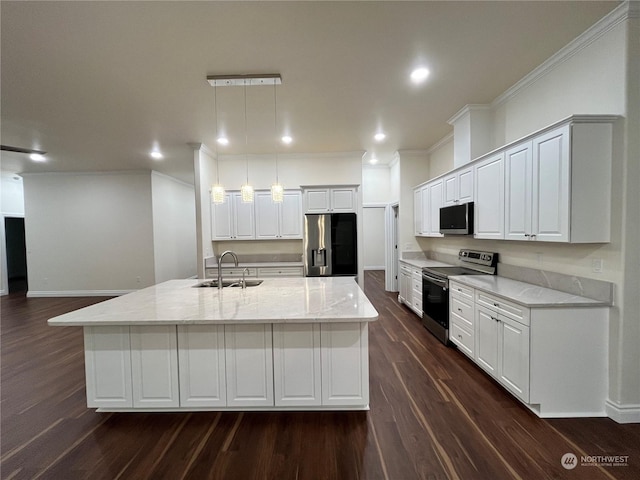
[605,400,640,424]
[364,266,386,271]
[27,289,135,298]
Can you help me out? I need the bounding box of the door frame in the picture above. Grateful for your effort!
[385,202,399,292]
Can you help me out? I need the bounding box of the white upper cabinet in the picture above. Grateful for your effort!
[304,187,357,213]
[414,188,423,235]
[211,192,255,240]
[414,179,444,237]
[474,152,505,240]
[444,166,474,207]
[427,179,444,237]
[503,120,613,243]
[255,190,303,240]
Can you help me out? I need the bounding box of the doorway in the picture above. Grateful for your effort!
[5,217,28,293]
[385,203,399,292]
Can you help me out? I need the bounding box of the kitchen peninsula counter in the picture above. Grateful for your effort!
[48,277,378,412]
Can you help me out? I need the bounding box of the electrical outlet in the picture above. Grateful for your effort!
[591,259,603,273]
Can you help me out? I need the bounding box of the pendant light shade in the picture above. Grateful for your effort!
[241,184,254,203]
[211,85,225,204]
[271,183,284,202]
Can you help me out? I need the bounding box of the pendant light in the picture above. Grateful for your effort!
[271,83,284,203]
[240,84,254,203]
[211,85,225,204]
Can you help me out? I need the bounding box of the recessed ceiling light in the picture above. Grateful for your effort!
[29,153,46,162]
[374,132,386,142]
[150,151,163,160]
[369,157,378,165]
[217,136,229,146]
[410,67,430,84]
[281,135,293,145]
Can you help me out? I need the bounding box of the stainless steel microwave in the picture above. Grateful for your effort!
[439,202,474,235]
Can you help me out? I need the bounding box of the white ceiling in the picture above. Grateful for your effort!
[1,1,618,184]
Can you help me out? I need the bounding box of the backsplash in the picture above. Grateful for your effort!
[424,250,613,304]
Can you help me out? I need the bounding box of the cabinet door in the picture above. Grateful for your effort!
[331,188,356,212]
[255,190,280,239]
[505,142,532,241]
[177,325,226,407]
[458,168,474,204]
[414,188,423,235]
[84,326,133,408]
[532,125,570,242]
[225,324,274,407]
[421,185,430,235]
[450,320,474,359]
[428,180,444,237]
[321,323,369,407]
[273,324,322,406]
[443,174,458,207]
[474,153,505,239]
[130,326,179,408]
[499,317,530,402]
[232,193,255,239]
[305,189,331,213]
[211,194,233,240]
[280,190,303,238]
[475,306,499,378]
[399,267,412,306]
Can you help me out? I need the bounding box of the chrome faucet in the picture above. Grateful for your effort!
[217,250,239,289]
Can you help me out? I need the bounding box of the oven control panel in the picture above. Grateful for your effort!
[458,249,498,267]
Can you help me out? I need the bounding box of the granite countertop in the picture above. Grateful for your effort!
[205,261,303,269]
[449,275,611,308]
[399,258,453,269]
[48,277,378,326]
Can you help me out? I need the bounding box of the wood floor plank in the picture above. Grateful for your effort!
[2,273,639,480]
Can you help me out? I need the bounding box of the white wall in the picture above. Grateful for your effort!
[1,172,26,295]
[362,165,391,204]
[397,151,430,254]
[151,171,197,283]
[193,144,217,276]
[428,136,454,179]
[362,207,385,269]
[23,172,156,295]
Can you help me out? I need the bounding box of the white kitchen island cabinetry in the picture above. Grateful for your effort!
[53,277,377,412]
[448,275,609,418]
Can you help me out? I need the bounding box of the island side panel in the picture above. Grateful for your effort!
[320,322,369,407]
[84,326,133,408]
[273,324,322,406]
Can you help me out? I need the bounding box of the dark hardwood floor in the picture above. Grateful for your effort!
[1,271,638,479]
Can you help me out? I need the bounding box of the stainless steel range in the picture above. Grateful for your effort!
[422,249,498,345]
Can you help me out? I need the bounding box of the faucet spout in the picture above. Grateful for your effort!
[217,250,239,289]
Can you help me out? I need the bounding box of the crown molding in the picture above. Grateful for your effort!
[218,151,365,162]
[492,1,632,108]
[426,133,454,155]
[447,104,491,125]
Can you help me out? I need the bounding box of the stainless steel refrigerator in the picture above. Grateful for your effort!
[303,213,357,277]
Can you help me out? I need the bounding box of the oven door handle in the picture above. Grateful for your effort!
[422,273,448,290]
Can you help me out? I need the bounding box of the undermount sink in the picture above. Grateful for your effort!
[193,279,264,288]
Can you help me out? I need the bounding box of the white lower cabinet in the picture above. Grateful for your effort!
[398,261,422,317]
[225,324,274,407]
[321,323,369,406]
[84,321,370,411]
[130,325,180,408]
[177,325,226,407]
[84,326,133,408]
[273,324,322,406]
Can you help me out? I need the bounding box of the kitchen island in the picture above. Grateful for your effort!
[48,277,378,412]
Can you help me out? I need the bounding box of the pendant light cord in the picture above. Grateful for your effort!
[273,83,279,184]
[244,84,249,184]
[214,85,220,184]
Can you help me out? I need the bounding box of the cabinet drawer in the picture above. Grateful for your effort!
[450,319,474,358]
[412,297,423,315]
[400,263,411,275]
[450,281,473,300]
[257,267,304,277]
[412,278,422,293]
[476,292,530,326]
[450,296,473,328]
[412,269,422,281]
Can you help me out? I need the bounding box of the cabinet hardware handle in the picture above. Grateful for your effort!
[493,303,499,307]
[457,308,462,313]
[524,234,530,237]
[458,334,463,339]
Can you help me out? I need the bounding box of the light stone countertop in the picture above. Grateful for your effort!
[449,275,611,308]
[48,277,378,326]
[205,261,304,269]
[399,258,453,269]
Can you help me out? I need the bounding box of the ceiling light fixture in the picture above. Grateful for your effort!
[281,135,293,145]
[410,67,430,84]
[30,153,47,162]
[369,156,378,165]
[1,145,47,161]
[150,150,163,160]
[216,136,229,146]
[271,83,284,203]
[240,84,254,203]
[211,85,225,204]
[207,73,282,87]
[374,132,386,142]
